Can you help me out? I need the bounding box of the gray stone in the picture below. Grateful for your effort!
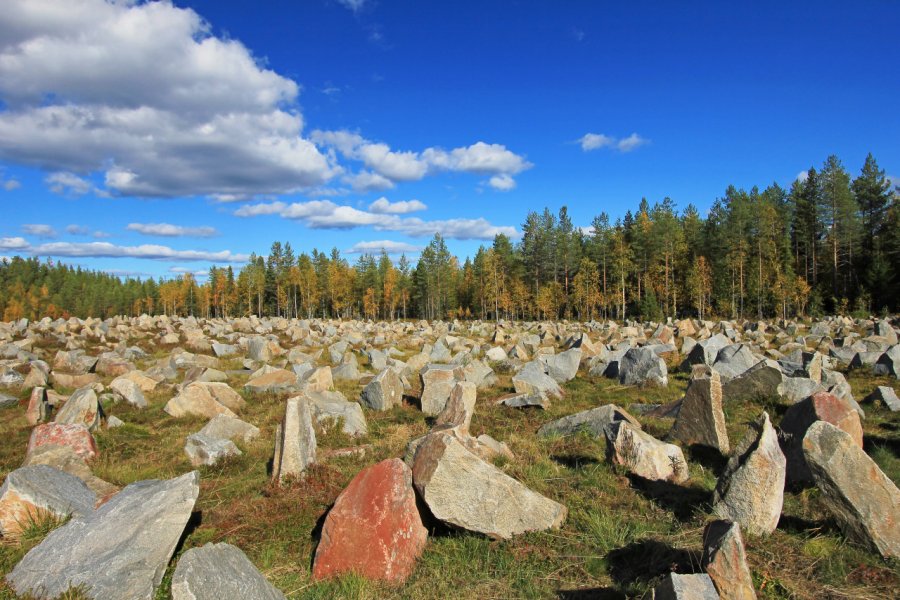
[864,386,900,411]
[0,465,96,537]
[361,368,403,411]
[246,336,272,362]
[803,421,900,558]
[485,346,507,362]
[497,391,550,410]
[875,319,898,345]
[184,433,241,467]
[712,344,759,382]
[7,471,200,600]
[107,415,124,428]
[198,414,260,445]
[461,358,498,389]
[211,343,238,357]
[272,397,316,483]
[434,381,477,434]
[541,348,582,383]
[420,364,464,415]
[653,573,720,600]
[165,382,239,419]
[366,348,388,371]
[307,391,368,437]
[411,432,566,539]
[512,361,563,398]
[538,404,640,438]
[681,333,730,370]
[722,360,783,403]
[874,345,900,378]
[54,387,102,431]
[712,412,785,536]
[0,392,18,409]
[618,347,668,387]
[109,377,147,408]
[604,420,689,483]
[672,365,729,454]
[172,542,285,600]
[780,376,824,404]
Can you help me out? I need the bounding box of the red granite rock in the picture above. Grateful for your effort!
[26,423,98,462]
[312,458,427,583]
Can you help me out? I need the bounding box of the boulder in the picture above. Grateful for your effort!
[54,386,102,431]
[419,364,464,416]
[461,358,498,389]
[25,386,49,425]
[653,573,720,600]
[118,370,161,393]
[512,361,563,399]
[434,381,477,435]
[618,347,668,387]
[496,391,550,410]
[780,391,863,486]
[803,421,900,558]
[51,371,99,389]
[109,377,147,408]
[702,520,756,600]
[172,542,285,600]
[681,333,730,370]
[722,360,783,403]
[672,365,729,454]
[538,404,640,438]
[7,471,200,600]
[312,459,427,583]
[605,420,689,483]
[361,368,403,411]
[164,383,239,419]
[197,414,260,445]
[0,465,96,538]
[27,422,98,462]
[299,366,333,393]
[541,348,582,383]
[874,345,900,378]
[712,413,785,536]
[244,369,297,394]
[412,432,566,539]
[780,376,824,404]
[307,391,367,437]
[22,445,118,500]
[184,433,241,467]
[271,397,316,483]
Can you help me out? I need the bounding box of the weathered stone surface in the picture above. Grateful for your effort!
[722,360,783,403]
[541,348,582,383]
[462,358,498,389]
[0,465,96,537]
[434,381,477,435]
[54,387,102,431]
[803,421,900,558]
[164,382,239,419]
[26,386,48,425]
[119,370,161,393]
[673,365,729,453]
[172,542,285,600]
[419,364,464,416]
[654,573,720,600]
[272,397,316,483]
[512,361,563,398]
[780,376,824,404]
[27,422,98,461]
[246,336,272,362]
[780,391,863,485]
[21,445,118,500]
[52,349,97,374]
[538,404,640,438]
[211,342,239,357]
[605,420,689,483]
[307,391,368,437]
[712,412,785,536]
[497,391,550,409]
[244,369,298,394]
[702,520,756,600]
[7,471,200,600]
[618,347,668,387]
[184,433,241,466]
[299,366,333,393]
[864,385,900,411]
[361,368,403,411]
[874,345,900,378]
[712,344,759,382]
[313,459,427,583]
[412,432,566,539]
[681,333,730,370]
[109,377,147,408]
[485,346,507,362]
[197,414,260,445]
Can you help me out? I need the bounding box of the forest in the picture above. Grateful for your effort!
[1,153,897,323]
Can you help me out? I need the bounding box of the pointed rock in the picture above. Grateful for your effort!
[863,385,900,411]
[54,387,102,431]
[419,364,464,415]
[109,377,147,408]
[672,365,729,454]
[271,396,316,483]
[702,520,756,600]
[25,386,49,425]
[722,359,783,403]
[434,381,477,435]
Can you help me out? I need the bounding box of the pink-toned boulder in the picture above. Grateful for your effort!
[313,458,427,583]
[26,423,98,461]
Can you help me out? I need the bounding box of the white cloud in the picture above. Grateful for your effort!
[126,222,219,238]
[234,200,517,240]
[22,224,57,238]
[579,132,649,153]
[168,267,209,277]
[3,179,20,191]
[0,237,29,250]
[344,170,395,192]
[796,170,810,182]
[346,240,422,254]
[488,174,516,191]
[24,241,247,263]
[368,197,427,214]
[0,0,336,198]
[46,171,93,195]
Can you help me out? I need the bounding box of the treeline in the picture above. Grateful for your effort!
[2,153,897,323]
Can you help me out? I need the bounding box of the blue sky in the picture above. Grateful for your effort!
[1,0,898,279]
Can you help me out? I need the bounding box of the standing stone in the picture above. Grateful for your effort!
[299,366,333,393]
[653,573,720,600]
[109,377,147,408]
[419,364,464,416]
[434,381,477,435]
[361,368,403,411]
[712,413,785,536]
[618,347,668,387]
[0,465,97,538]
[863,386,900,411]
[538,404,641,438]
[672,366,729,454]
[605,421,689,484]
[27,423,98,462]
[54,387,102,431]
[702,520,756,600]
[780,391,863,486]
[172,543,285,600]
[271,397,317,483]
[803,421,900,558]
[412,432,566,539]
[313,459,427,583]
[26,386,49,425]
[7,471,200,600]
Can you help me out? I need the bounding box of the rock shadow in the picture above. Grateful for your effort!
[627,475,712,521]
[606,539,701,589]
[550,454,601,470]
[863,434,900,458]
[557,588,626,600]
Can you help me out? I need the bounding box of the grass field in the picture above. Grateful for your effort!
[0,343,897,599]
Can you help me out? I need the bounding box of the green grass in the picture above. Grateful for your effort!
[0,337,898,599]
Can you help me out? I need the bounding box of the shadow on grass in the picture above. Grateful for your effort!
[627,475,712,521]
[683,444,728,475]
[606,538,701,588]
[550,453,601,469]
[864,435,900,457]
[557,588,626,599]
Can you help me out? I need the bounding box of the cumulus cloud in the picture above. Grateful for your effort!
[312,130,532,188]
[46,172,94,196]
[488,174,516,191]
[234,200,517,240]
[27,241,248,263]
[0,0,336,198]
[346,240,422,254]
[579,132,649,153]
[0,237,29,250]
[126,222,219,238]
[22,224,57,238]
[368,197,427,214]
[344,170,395,192]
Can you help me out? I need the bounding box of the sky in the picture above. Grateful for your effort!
[1,0,898,280]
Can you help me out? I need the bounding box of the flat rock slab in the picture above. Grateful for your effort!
[0,465,96,537]
[313,459,427,583]
[22,445,118,501]
[654,573,720,600]
[803,421,900,558]
[538,404,640,438]
[172,542,285,600]
[7,471,200,600]
[27,422,98,461]
[198,414,260,445]
[497,391,550,410]
[412,432,566,539]
[184,433,241,467]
